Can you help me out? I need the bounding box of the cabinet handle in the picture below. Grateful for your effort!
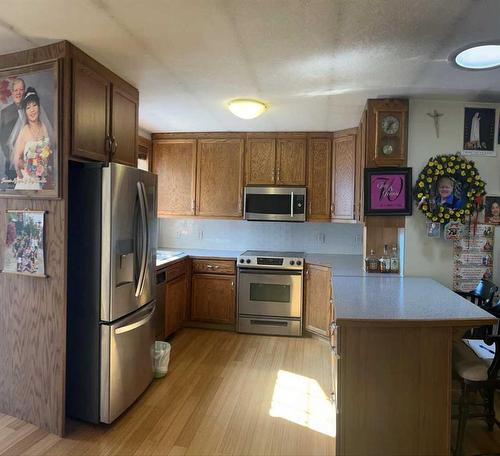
[277,168,281,183]
[206,264,219,269]
[231,281,234,288]
[105,135,112,154]
[331,203,335,216]
[331,346,340,359]
[308,201,312,215]
[191,200,195,212]
[272,169,275,182]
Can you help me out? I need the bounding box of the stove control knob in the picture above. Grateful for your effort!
[239,258,245,263]
[296,260,302,266]
[246,259,251,264]
[290,260,295,265]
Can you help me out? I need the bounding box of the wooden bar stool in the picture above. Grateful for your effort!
[452,335,500,456]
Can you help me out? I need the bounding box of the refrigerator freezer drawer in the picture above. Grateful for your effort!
[100,302,156,423]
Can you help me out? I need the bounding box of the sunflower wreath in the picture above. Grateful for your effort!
[414,153,486,224]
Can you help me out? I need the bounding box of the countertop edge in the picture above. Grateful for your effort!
[335,316,498,327]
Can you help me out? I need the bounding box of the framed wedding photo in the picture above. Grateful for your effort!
[0,60,59,198]
[364,167,412,216]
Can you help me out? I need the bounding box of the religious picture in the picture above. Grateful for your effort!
[484,195,500,225]
[2,210,45,277]
[426,221,441,238]
[0,61,59,197]
[463,107,496,156]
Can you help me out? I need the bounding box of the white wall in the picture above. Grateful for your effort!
[159,218,363,255]
[405,99,500,287]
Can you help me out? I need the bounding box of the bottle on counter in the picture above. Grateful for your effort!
[390,245,400,274]
[379,244,391,273]
[365,249,379,273]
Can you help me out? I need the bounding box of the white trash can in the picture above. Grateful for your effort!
[153,341,171,378]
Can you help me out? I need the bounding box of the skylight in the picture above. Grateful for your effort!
[453,43,500,70]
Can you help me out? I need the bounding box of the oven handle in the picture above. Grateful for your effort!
[290,191,294,218]
[237,268,303,276]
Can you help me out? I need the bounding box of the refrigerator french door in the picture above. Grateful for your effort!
[67,161,158,424]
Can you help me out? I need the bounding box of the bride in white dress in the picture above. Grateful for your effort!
[11,87,54,191]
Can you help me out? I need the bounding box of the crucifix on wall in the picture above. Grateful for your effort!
[427,110,444,138]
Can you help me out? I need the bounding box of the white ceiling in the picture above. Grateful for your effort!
[1,0,499,133]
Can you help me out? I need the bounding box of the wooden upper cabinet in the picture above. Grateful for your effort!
[153,139,196,217]
[191,273,236,324]
[196,139,244,218]
[72,60,110,162]
[245,138,276,185]
[111,85,138,167]
[332,129,357,220]
[72,51,139,166]
[276,138,306,186]
[305,263,332,337]
[307,137,332,221]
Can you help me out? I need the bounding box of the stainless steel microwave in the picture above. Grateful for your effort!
[244,187,306,222]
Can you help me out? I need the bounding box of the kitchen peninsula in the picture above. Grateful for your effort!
[156,248,496,455]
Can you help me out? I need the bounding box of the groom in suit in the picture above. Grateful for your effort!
[0,78,25,180]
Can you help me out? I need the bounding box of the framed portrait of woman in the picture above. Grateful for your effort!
[0,60,60,198]
[484,195,500,225]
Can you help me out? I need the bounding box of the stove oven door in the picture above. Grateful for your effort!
[237,268,302,318]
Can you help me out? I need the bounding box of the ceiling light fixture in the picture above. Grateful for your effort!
[228,99,267,119]
[451,42,500,70]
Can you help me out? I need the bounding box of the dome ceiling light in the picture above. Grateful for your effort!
[228,99,267,119]
[451,42,500,70]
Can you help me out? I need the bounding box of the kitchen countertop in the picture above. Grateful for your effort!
[305,253,397,277]
[333,276,497,327]
[156,248,496,327]
[156,248,241,268]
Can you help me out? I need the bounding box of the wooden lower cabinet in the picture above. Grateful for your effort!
[165,273,188,338]
[335,325,452,455]
[304,263,333,337]
[191,274,236,324]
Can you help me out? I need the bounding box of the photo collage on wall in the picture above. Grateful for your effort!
[2,210,46,277]
[453,224,494,292]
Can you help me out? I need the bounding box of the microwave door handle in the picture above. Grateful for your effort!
[290,192,294,218]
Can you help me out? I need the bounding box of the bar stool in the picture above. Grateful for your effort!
[452,335,500,456]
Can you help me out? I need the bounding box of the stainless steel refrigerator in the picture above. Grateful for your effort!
[67,161,157,424]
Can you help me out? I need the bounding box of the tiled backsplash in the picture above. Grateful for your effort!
[158,219,363,254]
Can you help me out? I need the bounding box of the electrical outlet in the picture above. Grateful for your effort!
[354,234,362,247]
[318,233,326,244]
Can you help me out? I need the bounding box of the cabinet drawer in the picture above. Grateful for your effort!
[166,260,187,282]
[192,259,235,275]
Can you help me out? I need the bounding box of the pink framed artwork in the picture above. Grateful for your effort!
[364,167,412,215]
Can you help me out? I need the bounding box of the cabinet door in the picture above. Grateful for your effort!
[165,274,187,337]
[111,85,138,167]
[276,139,306,186]
[332,132,357,220]
[72,60,110,162]
[355,111,367,222]
[307,138,332,221]
[191,274,235,324]
[153,140,197,216]
[196,139,244,218]
[245,138,276,185]
[305,263,332,337]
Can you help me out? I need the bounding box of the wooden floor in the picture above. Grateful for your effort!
[0,328,498,456]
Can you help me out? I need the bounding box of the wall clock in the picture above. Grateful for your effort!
[365,99,408,167]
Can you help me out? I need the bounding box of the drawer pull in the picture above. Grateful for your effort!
[206,264,220,269]
[251,319,288,327]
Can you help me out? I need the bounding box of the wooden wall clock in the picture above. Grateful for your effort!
[366,99,408,167]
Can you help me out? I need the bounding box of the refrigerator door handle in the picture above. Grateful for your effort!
[135,181,148,298]
[114,305,155,335]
